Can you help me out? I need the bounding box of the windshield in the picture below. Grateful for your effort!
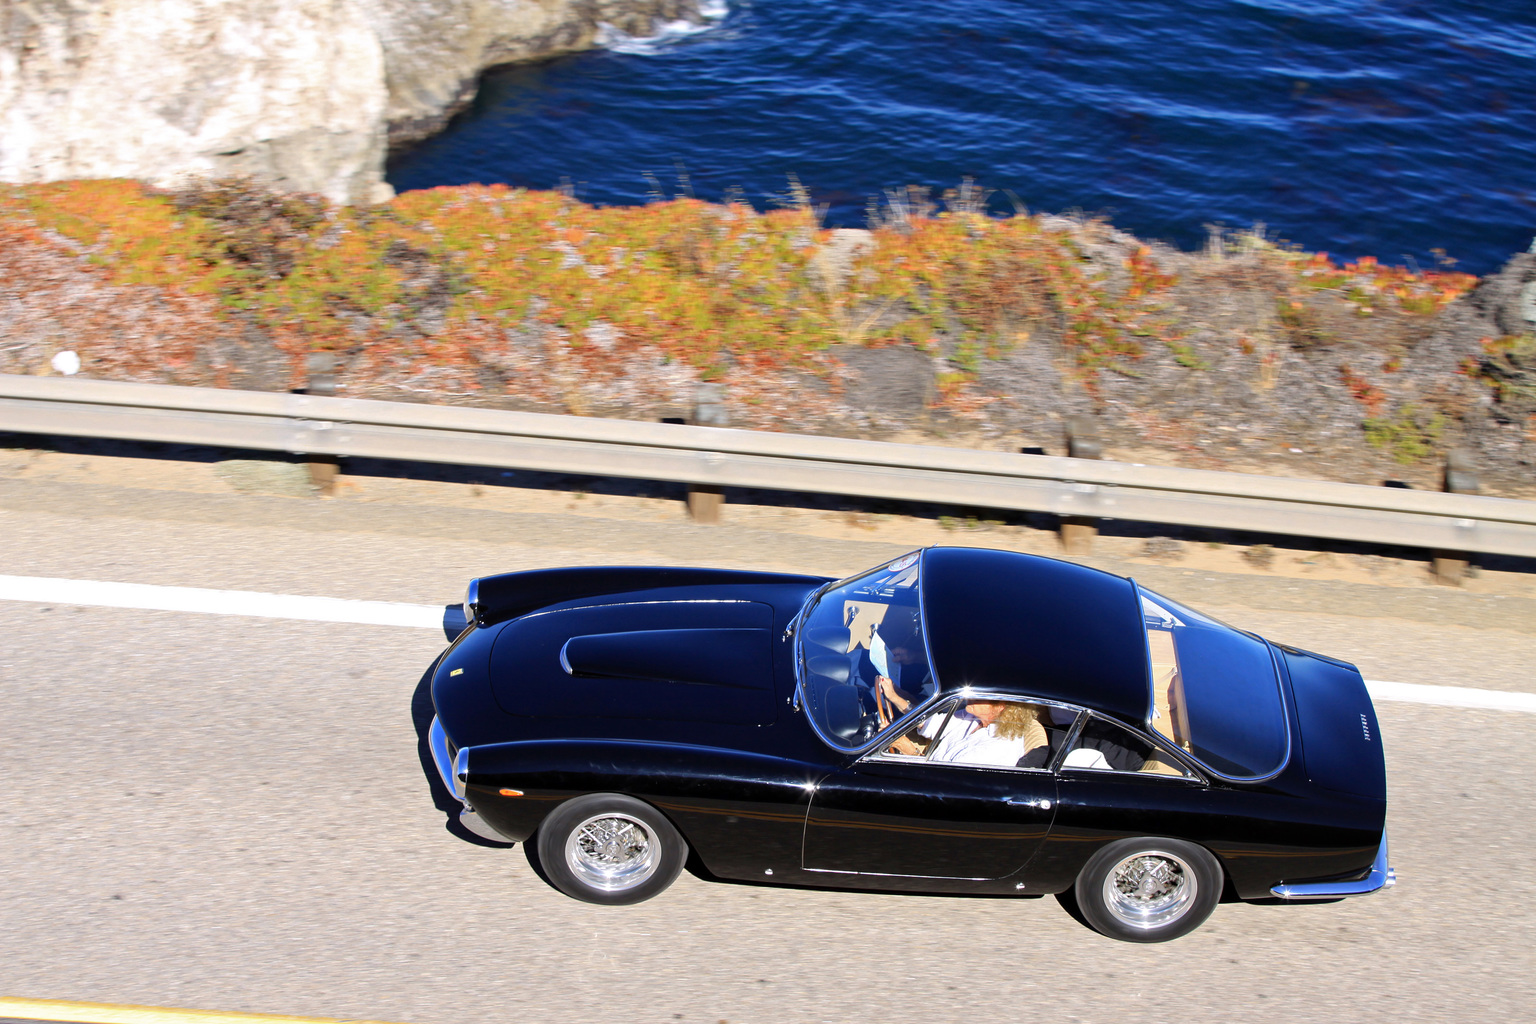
[797,551,933,750]
[1139,586,1288,779]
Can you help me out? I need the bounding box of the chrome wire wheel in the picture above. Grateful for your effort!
[564,812,659,892]
[1102,850,1198,930]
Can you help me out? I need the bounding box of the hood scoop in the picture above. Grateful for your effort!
[562,629,773,691]
[490,598,781,724]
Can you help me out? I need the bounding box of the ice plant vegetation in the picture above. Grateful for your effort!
[0,177,1493,462]
[5,178,1186,387]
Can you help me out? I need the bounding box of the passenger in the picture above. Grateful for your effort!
[882,698,1048,767]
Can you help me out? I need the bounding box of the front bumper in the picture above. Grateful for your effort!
[428,715,509,843]
[428,715,467,802]
[1270,832,1396,900]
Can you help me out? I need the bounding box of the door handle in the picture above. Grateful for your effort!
[1006,797,1051,810]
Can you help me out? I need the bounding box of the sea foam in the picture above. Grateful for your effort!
[595,0,728,56]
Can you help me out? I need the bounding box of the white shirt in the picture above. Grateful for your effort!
[925,709,1025,768]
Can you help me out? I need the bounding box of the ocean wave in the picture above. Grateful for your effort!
[595,0,729,56]
[392,0,1536,274]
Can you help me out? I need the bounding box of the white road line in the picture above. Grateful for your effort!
[1,574,1532,714]
[0,574,444,630]
[1364,680,1536,714]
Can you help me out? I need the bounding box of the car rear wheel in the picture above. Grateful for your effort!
[536,794,688,906]
[1070,837,1222,942]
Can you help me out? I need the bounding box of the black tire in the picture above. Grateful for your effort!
[1070,837,1222,942]
[535,794,689,906]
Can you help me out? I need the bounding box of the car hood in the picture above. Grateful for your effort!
[489,597,782,726]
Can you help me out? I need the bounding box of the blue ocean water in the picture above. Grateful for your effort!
[387,0,1536,275]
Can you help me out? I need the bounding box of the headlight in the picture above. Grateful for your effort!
[454,747,469,785]
[463,577,481,626]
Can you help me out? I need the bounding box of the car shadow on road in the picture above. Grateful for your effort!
[410,620,515,850]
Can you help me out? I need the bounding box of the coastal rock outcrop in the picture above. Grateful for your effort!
[0,0,707,203]
[369,0,709,150]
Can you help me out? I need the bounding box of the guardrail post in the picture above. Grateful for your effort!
[1061,415,1101,555]
[1433,449,1479,585]
[686,383,727,524]
[304,352,340,496]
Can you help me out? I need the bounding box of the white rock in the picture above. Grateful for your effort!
[0,0,707,202]
[50,350,81,375]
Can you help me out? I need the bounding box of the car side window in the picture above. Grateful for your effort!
[1062,715,1195,778]
[873,703,952,760]
[872,699,1061,771]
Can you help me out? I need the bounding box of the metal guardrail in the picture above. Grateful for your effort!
[2,373,1534,558]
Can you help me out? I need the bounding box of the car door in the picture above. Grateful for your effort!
[800,699,1059,880]
[1022,712,1212,893]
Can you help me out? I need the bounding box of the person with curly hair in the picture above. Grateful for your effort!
[879,694,1049,767]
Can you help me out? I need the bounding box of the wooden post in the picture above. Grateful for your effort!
[687,486,725,524]
[684,383,727,523]
[1433,449,1479,585]
[305,351,340,496]
[1061,415,1102,554]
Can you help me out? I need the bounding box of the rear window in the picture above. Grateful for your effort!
[1139,586,1288,779]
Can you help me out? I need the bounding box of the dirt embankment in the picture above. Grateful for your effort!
[1,178,1532,496]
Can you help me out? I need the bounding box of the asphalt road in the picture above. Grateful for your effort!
[1,470,1534,1024]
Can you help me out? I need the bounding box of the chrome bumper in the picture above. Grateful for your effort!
[428,715,509,843]
[1270,832,1397,900]
[428,715,467,803]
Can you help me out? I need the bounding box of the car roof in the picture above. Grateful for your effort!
[920,547,1149,723]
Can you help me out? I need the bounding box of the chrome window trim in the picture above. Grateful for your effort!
[861,752,1058,775]
[1270,832,1396,900]
[1051,709,1090,773]
[1132,580,1292,784]
[915,545,938,691]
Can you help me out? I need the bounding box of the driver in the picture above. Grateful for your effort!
[867,611,934,722]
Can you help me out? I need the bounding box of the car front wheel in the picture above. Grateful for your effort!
[1069,837,1222,942]
[535,794,689,906]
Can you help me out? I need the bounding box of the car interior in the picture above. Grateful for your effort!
[1146,626,1195,754]
[875,698,1192,778]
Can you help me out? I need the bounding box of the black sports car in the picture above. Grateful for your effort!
[426,546,1393,942]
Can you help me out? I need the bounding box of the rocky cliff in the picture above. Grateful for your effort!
[0,0,707,203]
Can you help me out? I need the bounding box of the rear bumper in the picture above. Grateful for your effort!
[1270,832,1396,900]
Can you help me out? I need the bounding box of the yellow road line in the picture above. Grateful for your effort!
[0,998,413,1024]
